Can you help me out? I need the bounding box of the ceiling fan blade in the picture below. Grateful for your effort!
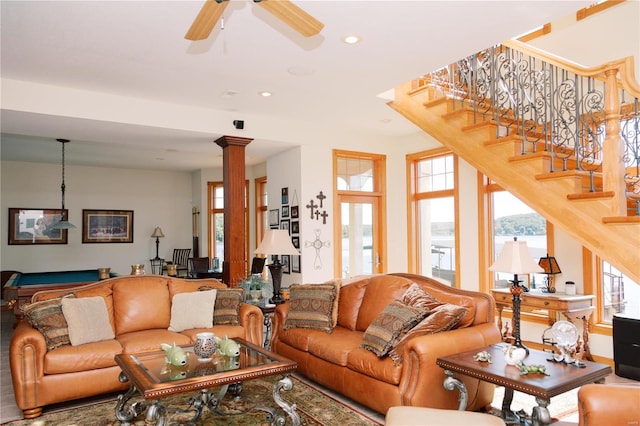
[256,0,324,37]
[185,0,230,41]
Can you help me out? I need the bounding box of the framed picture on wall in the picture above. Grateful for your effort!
[282,205,290,218]
[281,187,289,204]
[281,255,291,274]
[291,236,300,249]
[291,220,299,234]
[268,209,280,227]
[280,219,290,235]
[291,205,299,219]
[8,208,69,245]
[291,255,301,273]
[82,209,134,243]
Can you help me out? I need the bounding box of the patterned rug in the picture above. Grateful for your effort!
[5,375,383,425]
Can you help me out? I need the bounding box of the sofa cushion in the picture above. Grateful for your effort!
[307,327,364,366]
[213,288,244,325]
[113,277,171,335]
[416,285,476,328]
[360,300,429,357]
[61,296,115,346]
[402,282,443,310]
[337,277,369,331]
[44,339,123,374]
[278,326,323,352]
[21,295,74,351]
[168,290,217,332]
[346,346,403,385]
[117,329,192,354]
[284,283,339,333]
[356,275,413,331]
[388,303,468,364]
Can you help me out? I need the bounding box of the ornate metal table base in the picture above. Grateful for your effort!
[115,373,300,426]
[442,369,552,426]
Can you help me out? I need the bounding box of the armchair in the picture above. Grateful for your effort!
[578,383,640,426]
[188,257,210,278]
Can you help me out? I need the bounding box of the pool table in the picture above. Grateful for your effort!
[4,269,117,321]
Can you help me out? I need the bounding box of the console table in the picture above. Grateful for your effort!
[491,289,595,361]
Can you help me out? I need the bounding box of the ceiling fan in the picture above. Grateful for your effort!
[185,0,324,41]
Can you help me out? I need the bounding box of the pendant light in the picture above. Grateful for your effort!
[51,138,76,230]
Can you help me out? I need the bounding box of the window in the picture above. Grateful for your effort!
[207,181,250,272]
[597,260,639,324]
[488,186,548,290]
[407,149,457,285]
[334,150,386,278]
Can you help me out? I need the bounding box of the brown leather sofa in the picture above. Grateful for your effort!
[271,273,501,415]
[578,383,640,426]
[9,275,263,419]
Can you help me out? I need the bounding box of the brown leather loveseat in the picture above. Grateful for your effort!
[9,275,263,419]
[271,273,501,415]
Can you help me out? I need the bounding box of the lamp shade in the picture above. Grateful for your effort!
[490,237,543,274]
[538,254,561,274]
[151,226,165,238]
[255,229,299,256]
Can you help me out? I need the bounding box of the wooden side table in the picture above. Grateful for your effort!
[491,289,595,361]
[437,343,611,425]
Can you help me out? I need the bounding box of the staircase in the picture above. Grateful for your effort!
[389,40,640,283]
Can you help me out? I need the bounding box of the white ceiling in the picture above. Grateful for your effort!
[0,0,589,171]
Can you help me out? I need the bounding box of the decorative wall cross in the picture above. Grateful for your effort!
[306,191,329,223]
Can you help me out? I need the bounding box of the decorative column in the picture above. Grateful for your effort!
[215,135,253,286]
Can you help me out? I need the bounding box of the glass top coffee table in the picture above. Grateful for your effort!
[114,338,299,425]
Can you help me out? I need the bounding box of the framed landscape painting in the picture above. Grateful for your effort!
[82,209,134,243]
[8,208,68,245]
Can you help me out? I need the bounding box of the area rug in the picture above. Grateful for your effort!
[5,375,382,426]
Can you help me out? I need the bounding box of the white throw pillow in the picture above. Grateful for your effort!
[61,296,115,346]
[168,290,217,332]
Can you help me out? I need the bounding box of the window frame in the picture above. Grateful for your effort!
[406,148,459,286]
[333,149,386,278]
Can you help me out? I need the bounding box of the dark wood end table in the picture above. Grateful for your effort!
[437,343,611,425]
[114,338,299,425]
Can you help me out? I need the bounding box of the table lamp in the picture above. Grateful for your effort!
[255,229,299,304]
[490,237,543,354]
[151,226,165,260]
[538,254,561,293]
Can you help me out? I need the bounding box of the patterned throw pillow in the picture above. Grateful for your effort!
[22,295,75,351]
[284,283,339,333]
[388,303,469,364]
[213,288,244,325]
[360,300,429,357]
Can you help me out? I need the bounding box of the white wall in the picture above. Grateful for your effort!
[266,147,302,287]
[1,161,193,275]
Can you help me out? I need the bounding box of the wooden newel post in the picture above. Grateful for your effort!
[214,135,253,286]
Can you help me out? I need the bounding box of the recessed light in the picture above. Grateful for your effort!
[342,35,361,44]
[259,91,273,97]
